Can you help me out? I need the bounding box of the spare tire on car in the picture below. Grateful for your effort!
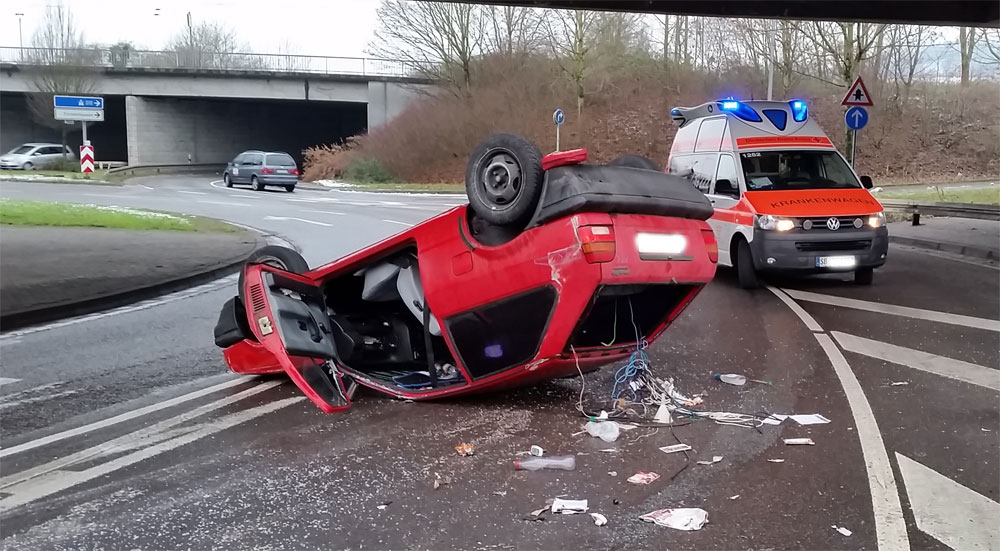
[465,134,544,229]
[237,245,309,302]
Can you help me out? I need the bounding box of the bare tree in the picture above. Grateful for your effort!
[25,3,98,162]
[888,25,936,104]
[369,0,482,90]
[975,28,1000,66]
[546,9,598,118]
[483,5,545,58]
[166,20,242,69]
[959,27,979,86]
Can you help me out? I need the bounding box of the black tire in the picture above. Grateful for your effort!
[237,246,309,302]
[252,176,264,191]
[22,162,34,171]
[285,185,295,193]
[224,173,233,188]
[465,133,544,228]
[608,154,660,171]
[854,267,874,285]
[735,239,760,289]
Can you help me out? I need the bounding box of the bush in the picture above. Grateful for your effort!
[301,142,356,182]
[345,158,395,183]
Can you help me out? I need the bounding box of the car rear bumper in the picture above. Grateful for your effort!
[259,175,298,185]
[750,226,888,272]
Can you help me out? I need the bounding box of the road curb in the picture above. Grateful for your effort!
[889,235,998,261]
[0,234,267,332]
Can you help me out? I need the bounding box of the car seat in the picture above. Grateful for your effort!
[361,255,442,337]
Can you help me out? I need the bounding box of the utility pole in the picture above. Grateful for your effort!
[186,11,196,68]
[15,12,24,60]
[766,23,777,100]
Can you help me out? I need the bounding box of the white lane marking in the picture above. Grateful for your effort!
[0,376,250,458]
[766,286,823,332]
[782,288,1000,332]
[209,179,226,189]
[0,380,283,489]
[896,452,1000,551]
[382,219,414,227]
[814,333,910,550]
[135,183,154,190]
[0,377,20,387]
[177,190,207,195]
[199,200,251,207]
[300,209,346,216]
[0,275,236,340]
[229,193,260,199]
[0,396,303,512]
[263,215,334,227]
[0,390,78,410]
[832,331,1000,391]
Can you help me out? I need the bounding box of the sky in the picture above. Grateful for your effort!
[2,0,383,58]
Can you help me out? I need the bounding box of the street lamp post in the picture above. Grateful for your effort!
[15,12,24,61]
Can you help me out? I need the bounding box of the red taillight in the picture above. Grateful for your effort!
[261,167,275,175]
[290,168,299,176]
[701,229,718,263]
[578,225,616,263]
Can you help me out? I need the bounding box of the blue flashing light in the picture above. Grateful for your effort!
[790,100,808,122]
[721,101,739,110]
[670,108,680,115]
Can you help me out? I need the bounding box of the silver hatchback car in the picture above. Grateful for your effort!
[0,143,76,170]
[223,150,299,192]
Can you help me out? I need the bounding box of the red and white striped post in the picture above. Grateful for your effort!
[80,143,95,173]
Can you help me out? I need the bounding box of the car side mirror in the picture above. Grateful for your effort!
[860,175,874,189]
[31,151,41,156]
[715,179,739,197]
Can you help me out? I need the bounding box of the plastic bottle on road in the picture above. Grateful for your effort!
[514,456,576,471]
[714,373,747,386]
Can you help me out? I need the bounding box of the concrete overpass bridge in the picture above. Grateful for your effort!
[0,47,433,165]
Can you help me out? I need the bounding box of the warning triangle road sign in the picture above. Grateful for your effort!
[842,77,873,106]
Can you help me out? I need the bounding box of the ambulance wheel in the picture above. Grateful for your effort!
[609,154,660,171]
[465,133,543,228]
[854,268,874,285]
[237,246,309,302]
[735,240,759,289]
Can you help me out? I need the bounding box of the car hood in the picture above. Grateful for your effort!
[743,188,883,217]
[0,155,25,162]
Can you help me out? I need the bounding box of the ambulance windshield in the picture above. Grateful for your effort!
[740,151,862,191]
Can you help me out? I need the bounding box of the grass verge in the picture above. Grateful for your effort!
[0,169,121,184]
[310,180,464,193]
[877,187,1000,205]
[0,199,238,232]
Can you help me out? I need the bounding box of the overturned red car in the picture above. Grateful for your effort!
[214,134,718,413]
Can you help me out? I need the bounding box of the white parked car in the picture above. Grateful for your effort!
[0,143,76,170]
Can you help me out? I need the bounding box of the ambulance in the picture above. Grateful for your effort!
[667,99,887,288]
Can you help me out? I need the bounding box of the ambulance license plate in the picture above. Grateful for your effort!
[816,255,856,268]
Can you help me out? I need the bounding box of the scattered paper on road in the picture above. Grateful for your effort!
[659,443,693,454]
[590,513,608,526]
[639,508,709,530]
[790,414,831,425]
[761,414,788,425]
[890,381,909,386]
[729,495,741,500]
[696,455,724,465]
[832,525,853,537]
[784,438,815,445]
[551,498,589,515]
[627,472,660,485]
[767,458,786,463]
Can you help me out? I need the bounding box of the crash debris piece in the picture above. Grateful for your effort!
[590,513,608,526]
[608,471,618,477]
[714,373,747,386]
[790,414,831,425]
[639,508,709,530]
[767,459,786,463]
[696,455,724,465]
[761,414,788,426]
[551,498,589,515]
[584,421,620,443]
[455,443,476,456]
[530,445,544,457]
[627,472,661,485]
[783,438,815,445]
[598,448,617,453]
[729,495,741,500]
[832,525,853,537]
[890,381,909,386]
[659,443,693,454]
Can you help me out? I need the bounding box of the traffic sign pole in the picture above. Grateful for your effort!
[851,130,856,167]
[82,121,88,146]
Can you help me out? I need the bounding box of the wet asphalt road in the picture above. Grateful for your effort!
[0,177,997,550]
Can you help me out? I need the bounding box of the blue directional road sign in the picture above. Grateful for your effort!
[53,95,104,109]
[553,108,565,125]
[845,106,868,131]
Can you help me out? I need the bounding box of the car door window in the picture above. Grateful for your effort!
[712,154,740,197]
[249,154,263,166]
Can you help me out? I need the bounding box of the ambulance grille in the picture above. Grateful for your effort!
[795,240,871,252]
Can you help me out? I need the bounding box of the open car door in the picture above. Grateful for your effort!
[242,264,352,413]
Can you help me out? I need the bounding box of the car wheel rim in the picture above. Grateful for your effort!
[256,256,287,271]
[479,151,521,208]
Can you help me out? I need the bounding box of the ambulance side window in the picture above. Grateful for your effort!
[669,154,714,194]
[712,155,740,197]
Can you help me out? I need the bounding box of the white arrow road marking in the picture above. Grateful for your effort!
[0,377,21,387]
[833,332,1000,391]
[263,215,335,227]
[0,380,283,489]
[0,396,303,512]
[0,375,250,458]
[896,453,1000,551]
[815,334,910,550]
[782,288,1000,332]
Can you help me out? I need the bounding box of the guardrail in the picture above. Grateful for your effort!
[107,163,225,176]
[878,199,1000,225]
[0,46,421,78]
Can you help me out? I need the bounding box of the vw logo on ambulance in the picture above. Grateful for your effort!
[667,99,888,288]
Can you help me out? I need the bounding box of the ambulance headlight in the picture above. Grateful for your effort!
[757,215,795,231]
[868,212,886,228]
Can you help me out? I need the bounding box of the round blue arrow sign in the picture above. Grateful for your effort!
[845,106,869,130]
[553,109,565,125]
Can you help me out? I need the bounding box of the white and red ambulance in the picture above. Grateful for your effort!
[667,99,887,288]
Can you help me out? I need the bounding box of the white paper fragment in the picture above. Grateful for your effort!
[790,414,831,425]
[833,525,853,537]
[659,443,693,454]
[551,498,589,515]
[590,513,608,526]
[783,438,815,445]
[761,414,788,425]
[890,381,909,386]
[729,495,741,500]
[639,508,709,530]
[696,455,724,465]
[608,471,618,477]
[767,458,786,463]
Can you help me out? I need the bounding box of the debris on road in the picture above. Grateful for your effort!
[983,428,993,432]
[455,443,476,456]
[627,472,661,484]
[789,414,831,425]
[729,495,741,500]
[761,414,787,425]
[598,448,617,453]
[590,513,608,526]
[784,438,815,445]
[432,473,452,490]
[714,373,747,386]
[833,525,853,537]
[696,455,724,465]
[890,381,909,386]
[514,456,576,471]
[584,421,621,442]
[749,379,772,385]
[530,445,545,456]
[767,459,786,463]
[659,443,693,454]
[551,498,589,515]
[639,508,709,530]
[608,471,618,477]
[377,501,392,510]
